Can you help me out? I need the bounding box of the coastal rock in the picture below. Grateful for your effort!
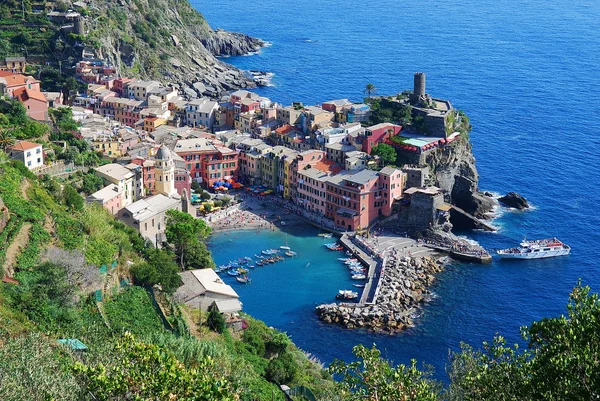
[91,0,264,93]
[499,192,530,210]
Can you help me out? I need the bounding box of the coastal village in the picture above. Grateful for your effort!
[1,48,495,333]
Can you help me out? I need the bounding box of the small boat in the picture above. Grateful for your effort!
[353,284,365,288]
[280,246,291,250]
[338,258,350,261]
[351,274,367,280]
[318,233,333,238]
[336,290,359,300]
[280,221,286,226]
[285,250,297,257]
[262,249,277,255]
[255,254,264,259]
[248,265,255,269]
[256,262,264,266]
[497,237,571,259]
[227,270,240,276]
[238,268,248,274]
[306,262,310,267]
[344,259,358,264]
[236,276,252,284]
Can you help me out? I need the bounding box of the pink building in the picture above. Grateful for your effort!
[86,184,123,215]
[362,123,402,154]
[13,87,48,121]
[174,168,192,198]
[131,158,156,195]
[325,166,403,231]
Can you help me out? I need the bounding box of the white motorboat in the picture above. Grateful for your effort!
[497,237,571,259]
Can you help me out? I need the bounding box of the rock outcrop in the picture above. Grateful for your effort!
[422,137,495,220]
[89,0,265,94]
[315,256,443,334]
[499,192,529,209]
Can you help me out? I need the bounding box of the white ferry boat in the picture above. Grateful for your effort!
[497,238,570,259]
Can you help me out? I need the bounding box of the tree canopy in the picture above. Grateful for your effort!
[371,143,397,165]
[165,210,212,269]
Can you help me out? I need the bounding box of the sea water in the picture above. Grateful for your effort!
[200,0,600,379]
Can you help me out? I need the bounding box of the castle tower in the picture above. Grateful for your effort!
[154,145,177,197]
[414,72,426,97]
[73,16,85,36]
[409,72,431,106]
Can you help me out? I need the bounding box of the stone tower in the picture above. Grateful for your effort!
[73,16,84,36]
[154,145,177,197]
[414,72,426,97]
[409,72,431,106]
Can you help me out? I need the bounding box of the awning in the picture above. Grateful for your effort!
[214,299,242,313]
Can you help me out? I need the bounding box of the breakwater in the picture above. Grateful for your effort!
[315,255,443,333]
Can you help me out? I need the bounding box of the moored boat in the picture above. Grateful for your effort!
[236,275,252,284]
[285,250,297,257]
[336,290,359,300]
[351,274,366,280]
[352,284,365,288]
[497,237,571,259]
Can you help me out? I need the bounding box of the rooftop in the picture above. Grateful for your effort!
[123,194,180,222]
[88,184,120,202]
[9,140,41,151]
[95,163,134,181]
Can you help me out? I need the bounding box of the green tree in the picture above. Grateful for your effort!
[183,240,215,270]
[131,248,182,294]
[81,172,104,195]
[207,307,226,333]
[73,332,234,400]
[265,353,298,385]
[371,143,397,165]
[165,209,211,269]
[364,83,377,99]
[447,284,600,401]
[330,344,440,401]
[62,184,83,210]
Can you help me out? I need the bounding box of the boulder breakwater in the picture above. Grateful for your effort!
[315,255,443,333]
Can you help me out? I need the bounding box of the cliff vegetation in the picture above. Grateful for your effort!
[0,0,263,92]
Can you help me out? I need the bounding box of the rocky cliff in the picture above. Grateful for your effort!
[86,0,264,93]
[422,136,495,220]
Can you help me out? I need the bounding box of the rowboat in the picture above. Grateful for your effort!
[285,250,297,257]
[236,276,252,284]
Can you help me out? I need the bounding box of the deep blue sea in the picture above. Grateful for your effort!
[199,0,600,380]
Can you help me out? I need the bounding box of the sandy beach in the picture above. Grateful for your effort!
[204,193,307,233]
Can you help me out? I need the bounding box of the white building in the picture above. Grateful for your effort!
[117,193,181,244]
[174,268,242,313]
[94,163,141,208]
[127,80,160,101]
[185,98,219,129]
[7,141,43,169]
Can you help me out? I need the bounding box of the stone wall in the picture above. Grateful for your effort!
[0,197,9,234]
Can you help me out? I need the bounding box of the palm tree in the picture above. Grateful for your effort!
[0,128,15,151]
[364,83,377,98]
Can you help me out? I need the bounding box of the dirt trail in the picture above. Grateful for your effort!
[20,179,30,200]
[2,223,32,278]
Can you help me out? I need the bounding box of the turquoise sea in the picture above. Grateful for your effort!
[200,0,600,379]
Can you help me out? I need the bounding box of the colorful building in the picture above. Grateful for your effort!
[325,167,403,231]
[362,123,402,154]
[173,138,238,188]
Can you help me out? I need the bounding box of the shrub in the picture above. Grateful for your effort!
[207,308,226,334]
[265,353,298,385]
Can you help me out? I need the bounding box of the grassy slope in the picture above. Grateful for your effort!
[0,152,334,399]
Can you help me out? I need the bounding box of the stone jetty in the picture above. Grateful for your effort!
[315,255,443,333]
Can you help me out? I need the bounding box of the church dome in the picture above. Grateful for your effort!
[156,145,172,160]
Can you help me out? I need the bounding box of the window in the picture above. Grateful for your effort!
[26,151,31,157]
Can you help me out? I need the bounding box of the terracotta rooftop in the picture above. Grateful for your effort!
[10,141,41,151]
[275,124,300,135]
[13,87,47,103]
[314,159,342,174]
[0,73,39,87]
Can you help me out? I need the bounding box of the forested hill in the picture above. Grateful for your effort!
[0,0,263,90]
